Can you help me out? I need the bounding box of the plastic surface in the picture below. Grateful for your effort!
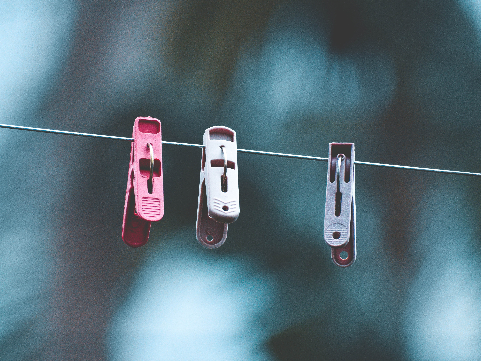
[196,126,239,248]
[324,143,356,267]
[122,117,163,247]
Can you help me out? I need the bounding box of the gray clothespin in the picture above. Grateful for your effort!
[324,143,356,267]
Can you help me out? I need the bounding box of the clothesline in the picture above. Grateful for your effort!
[0,123,480,177]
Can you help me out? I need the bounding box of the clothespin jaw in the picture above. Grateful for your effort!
[122,117,164,247]
[324,143,356,266]
[196,126,239,248]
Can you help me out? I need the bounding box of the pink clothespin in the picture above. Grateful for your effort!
[196,126,239,248]
[324,143,356,267]
[122,117,164,247]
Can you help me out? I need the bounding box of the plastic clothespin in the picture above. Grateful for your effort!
[196,126,239,248]
[324,143,356,267]
[122,117,164,247]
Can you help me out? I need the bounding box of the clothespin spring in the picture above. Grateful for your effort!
[220,145,228,193]
[147,143,154,194]
[335,154,345,218]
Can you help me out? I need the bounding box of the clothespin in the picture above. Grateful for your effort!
[122,117,164,247]
[196,126,239,248]
[324,143,356,266]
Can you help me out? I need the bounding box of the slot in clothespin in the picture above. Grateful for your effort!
[122,117,164,247]
[324,143,356,267]
[196,126,239,248]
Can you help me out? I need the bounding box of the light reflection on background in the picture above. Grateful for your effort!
[405,181,481,360]
[109,229,275,361]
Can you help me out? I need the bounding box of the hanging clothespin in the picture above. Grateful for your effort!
[196,126,239,248]
[122,117,163,247]
[324,143,356,266]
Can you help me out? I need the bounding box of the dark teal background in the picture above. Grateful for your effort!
[1,1,481,359]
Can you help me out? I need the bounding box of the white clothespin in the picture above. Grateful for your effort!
[196,126,239,248]
[324,143,356,266]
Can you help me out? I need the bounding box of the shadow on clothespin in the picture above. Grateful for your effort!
[196,126,239,248]
[324,143,356,267]
[122,117,164,247]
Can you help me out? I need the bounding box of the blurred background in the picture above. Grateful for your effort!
[1,0,481,359]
